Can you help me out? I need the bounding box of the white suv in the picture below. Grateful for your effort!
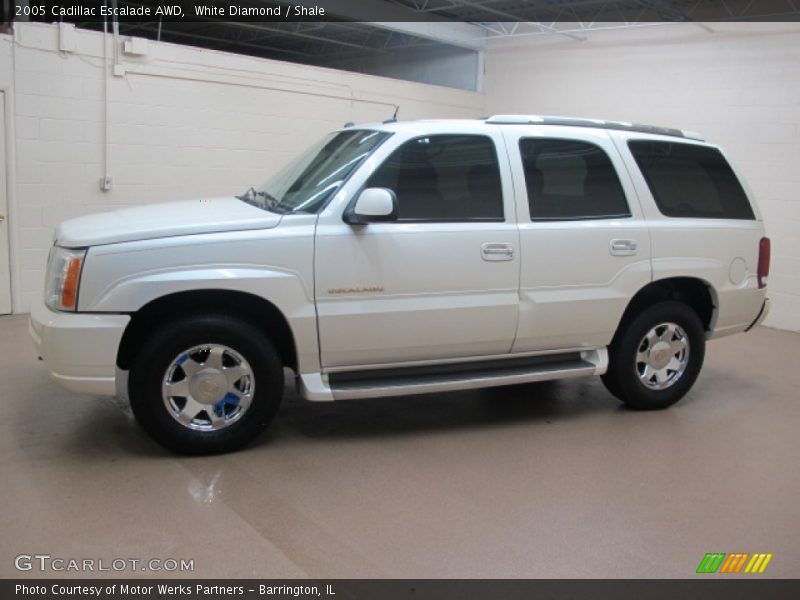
[30,115,771,454]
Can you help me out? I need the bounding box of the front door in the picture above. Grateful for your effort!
[315,131,520,368]
[0,91,11,314]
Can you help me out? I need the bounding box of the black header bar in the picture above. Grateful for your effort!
[5,0,800,24]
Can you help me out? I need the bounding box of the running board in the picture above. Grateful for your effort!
[298,349,607,402]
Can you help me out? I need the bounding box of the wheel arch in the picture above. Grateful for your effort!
[116,289,298,372]
[613,277,717,345]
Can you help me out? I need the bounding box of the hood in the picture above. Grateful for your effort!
[55,197,283,247]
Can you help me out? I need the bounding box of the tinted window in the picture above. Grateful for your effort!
[628,141,754,219]
[519,139,630,220]
[368,135,503,221]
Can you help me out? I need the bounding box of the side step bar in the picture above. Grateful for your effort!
[299,349,607,402]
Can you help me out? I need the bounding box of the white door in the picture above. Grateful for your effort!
[502,125,652,352]
[0,91,11,314]
[315,131,520,369]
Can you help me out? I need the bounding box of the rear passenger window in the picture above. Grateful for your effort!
[519,139,630,221]
[628,141,755,220]
[367,135,504,221]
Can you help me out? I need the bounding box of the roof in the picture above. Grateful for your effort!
[349,116,705,142]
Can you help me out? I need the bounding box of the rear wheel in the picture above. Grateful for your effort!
[129,314,283,454]
[602,301,705,410]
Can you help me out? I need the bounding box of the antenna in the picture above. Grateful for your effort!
[383,104,400,124]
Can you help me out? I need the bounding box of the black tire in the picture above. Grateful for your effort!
[129,314,284,454]
[602,301,705,410]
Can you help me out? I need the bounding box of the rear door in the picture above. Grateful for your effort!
[502,126,652,352]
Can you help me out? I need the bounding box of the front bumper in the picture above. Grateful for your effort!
[29,300,130,396]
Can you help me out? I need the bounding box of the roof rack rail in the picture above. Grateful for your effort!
[485,115,705,141]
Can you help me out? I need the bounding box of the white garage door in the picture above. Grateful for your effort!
[0,91,11,314]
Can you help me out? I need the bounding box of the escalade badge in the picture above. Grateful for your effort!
[327,287,384,295]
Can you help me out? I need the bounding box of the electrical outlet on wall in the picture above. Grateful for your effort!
[100,177,113,191]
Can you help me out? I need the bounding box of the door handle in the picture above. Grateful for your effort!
[0,214,5,222]
[610,239,637,256]
[481,242,514,261]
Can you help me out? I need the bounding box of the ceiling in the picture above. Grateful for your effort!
[16,0,800,86]
[27,0,800,58]
[393,0,800,24]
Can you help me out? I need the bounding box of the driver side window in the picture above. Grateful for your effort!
[367,135,504,222]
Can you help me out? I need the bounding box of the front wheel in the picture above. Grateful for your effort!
[602,301,705,410]
[129,314,284,454]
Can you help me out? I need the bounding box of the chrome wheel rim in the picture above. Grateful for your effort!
[162,344,254,431]
[635,322,690,391]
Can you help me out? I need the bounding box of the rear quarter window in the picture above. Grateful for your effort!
[628,141,755,220]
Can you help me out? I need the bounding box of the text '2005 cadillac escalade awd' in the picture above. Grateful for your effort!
[30,115,771,454]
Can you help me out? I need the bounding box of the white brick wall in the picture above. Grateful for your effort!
[485,23,800,332]
[1,22,484,312]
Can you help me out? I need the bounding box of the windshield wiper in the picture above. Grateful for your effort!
[238,187,287,213]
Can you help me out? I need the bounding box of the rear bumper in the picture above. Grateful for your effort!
[745,297,770,332]
[29,300,130,396]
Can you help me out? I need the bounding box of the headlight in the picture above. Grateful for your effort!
[44,246,87,311]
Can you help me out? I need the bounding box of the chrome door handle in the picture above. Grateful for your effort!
[0,214,5,223]
[610,239,637,256]
[481,242,514,261]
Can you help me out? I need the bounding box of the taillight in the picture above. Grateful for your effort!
[757,237,770,289]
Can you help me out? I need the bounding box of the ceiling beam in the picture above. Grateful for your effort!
[275,0,487,50]
[635,0,714,32]
[445,0,587,41]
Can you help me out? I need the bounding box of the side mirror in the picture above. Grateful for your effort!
[344,188,398,225]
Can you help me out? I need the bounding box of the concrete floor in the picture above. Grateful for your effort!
[1,313,798,579]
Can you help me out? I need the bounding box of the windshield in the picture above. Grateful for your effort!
[240,129,391,213]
